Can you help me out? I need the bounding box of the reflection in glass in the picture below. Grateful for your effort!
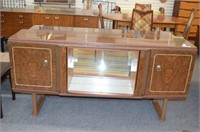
[68,48,139,95]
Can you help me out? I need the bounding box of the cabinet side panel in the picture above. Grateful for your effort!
[134,50,150,96]
[58,47,67,93]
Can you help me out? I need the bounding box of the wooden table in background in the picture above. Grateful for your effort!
[102,13,186,29]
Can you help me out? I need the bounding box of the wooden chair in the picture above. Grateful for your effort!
[130,9,153,32]
[175,8,197,39]
[158,7,166,31]
[135,3,151,11]
[115,5,121,13]
[159,7,165,15]
[98,3,104,29]
[1,37,8,52]
[114,5,129,29]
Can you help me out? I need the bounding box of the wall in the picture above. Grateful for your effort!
[26,0,175,16]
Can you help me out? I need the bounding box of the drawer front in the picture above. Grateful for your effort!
[178,10,200,18]
[13,19,33,27]
[1,12,12,26]
[12,13,32,20]
[53,15,74,27]
[180,2,200,10]
[177,17,199,26]
[32,14,43,25]
[1,12,13,19]
[74,16,98,28]
[1,18,12,26]
[41,14,54,26]
[176,25,198,33]
[1,26,13,37]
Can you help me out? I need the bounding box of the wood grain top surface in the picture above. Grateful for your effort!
[8,25,197,51]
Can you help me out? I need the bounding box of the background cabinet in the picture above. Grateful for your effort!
[1,11,99,38]
[173,0,200,39]
[9,43,57,92]
[145,51,196,96]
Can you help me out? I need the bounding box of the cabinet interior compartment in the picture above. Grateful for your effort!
[67,48,139,95]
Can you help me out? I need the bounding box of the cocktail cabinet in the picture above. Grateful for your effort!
[8,26,197,121]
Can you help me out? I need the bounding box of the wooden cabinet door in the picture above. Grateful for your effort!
[9,43,57,92]
[145,51,196,97]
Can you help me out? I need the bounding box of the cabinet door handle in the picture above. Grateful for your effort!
[1,20,4,23]
[19,21,24,24]
[54,16,59,20]
[83,17,89,21]
[43,60,48,66]
[45,16,50,19]
[19,14,24,18]
[156,65,161,71]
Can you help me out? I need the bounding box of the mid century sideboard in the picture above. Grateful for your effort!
[8,25,197,121]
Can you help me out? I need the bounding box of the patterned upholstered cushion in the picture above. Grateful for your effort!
[131,9,153,32]
[135,3,151,11]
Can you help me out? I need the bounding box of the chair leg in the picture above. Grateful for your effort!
[8,70,15,100]
[1,37,5,52]
[0,95,3,118]
[0,103,2,118]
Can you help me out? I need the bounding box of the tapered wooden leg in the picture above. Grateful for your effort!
[152,99,168,122]
[32,93,46,116]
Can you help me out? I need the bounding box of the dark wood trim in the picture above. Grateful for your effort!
[173,1,180,17]
[194,25,199,54]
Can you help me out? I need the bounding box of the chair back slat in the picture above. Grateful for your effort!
[98,3,105,29]
[182,8,197,39]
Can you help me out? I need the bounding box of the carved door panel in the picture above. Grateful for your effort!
[9,43,56,91]
[145,50,196,96]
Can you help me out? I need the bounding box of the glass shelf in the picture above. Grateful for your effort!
[67,48,139,95]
